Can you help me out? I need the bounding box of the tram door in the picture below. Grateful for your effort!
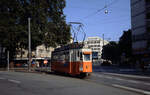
[70,49,80,74]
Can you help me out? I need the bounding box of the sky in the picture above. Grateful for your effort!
[64,0,131,41]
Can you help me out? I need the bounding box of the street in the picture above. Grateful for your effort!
[0,71,145,95]
[0,0,150,95]
[91,72,150,94]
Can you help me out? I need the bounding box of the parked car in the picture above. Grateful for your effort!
[101,60,112,66]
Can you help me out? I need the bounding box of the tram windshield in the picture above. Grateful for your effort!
[84,54,91,61]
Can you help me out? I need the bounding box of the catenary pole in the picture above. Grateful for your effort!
[7,51,9,71]
[28,18,31,71]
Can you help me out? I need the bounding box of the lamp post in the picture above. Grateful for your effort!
[7,51,9,71]
[28,18,31,71]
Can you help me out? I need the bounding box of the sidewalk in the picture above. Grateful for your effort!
[93,65,150,77]
[0,67,51,74]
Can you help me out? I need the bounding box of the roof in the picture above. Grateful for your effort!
[53,42,85,53]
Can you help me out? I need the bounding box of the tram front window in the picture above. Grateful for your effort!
[84,54,90,61]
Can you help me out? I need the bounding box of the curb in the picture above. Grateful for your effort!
[112,84,150,95]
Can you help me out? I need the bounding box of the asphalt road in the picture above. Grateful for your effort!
[0,71,141,95]
[90,72,150,94]
[91,65,150,95]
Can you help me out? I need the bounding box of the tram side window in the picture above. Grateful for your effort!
[71,53,74,62]
[52,55,58,61]
[65,55,69,62]
[76,51,80,61]
[84,54,90,61]
[60,55,65,61]
[78,51,80,57]
[65,51,69,62]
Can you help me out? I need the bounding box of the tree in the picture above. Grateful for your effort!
[119,29,132,58]
[0,0,71,60]
[102,41,120,64]
[102,29,132,66]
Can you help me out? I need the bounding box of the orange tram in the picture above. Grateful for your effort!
[51,42,92,78]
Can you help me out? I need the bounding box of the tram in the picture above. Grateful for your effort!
[51,42,92,77]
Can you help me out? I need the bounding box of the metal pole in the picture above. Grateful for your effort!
[7,51,9,71]
[103,34,104,47]
[28,18,31,71]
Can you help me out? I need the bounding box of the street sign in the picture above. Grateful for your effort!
[44,60,48,65]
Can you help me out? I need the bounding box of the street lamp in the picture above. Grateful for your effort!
[28,18,31,71]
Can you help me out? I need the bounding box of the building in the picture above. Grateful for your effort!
[15,45,54,63]
[14,37,73,64]
[84,37,109,60]
[131,0,150,64]
[36,45,54,59]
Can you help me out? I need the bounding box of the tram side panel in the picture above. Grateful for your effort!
[69,49,82,75]
[82,51,92,73]
[69,49,92,75]
[51,51,70,73]
[51,48,92,76]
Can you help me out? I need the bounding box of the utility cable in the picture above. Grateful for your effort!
[84,0,119,19]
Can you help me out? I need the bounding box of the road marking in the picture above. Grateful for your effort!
[97,75,103,77]
[104,72,150,79]
[115,78,125,81]
[112,84,150,95]
[0,77,5,80]
[8,79,21,84]
[127,80,140,84]
[142,82,150,86]
[94,73,150,86]
[105,76,113,79]
[92,74,103,78]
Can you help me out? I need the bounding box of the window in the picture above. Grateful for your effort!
[146,13,150,19]
[84,54,90,61]
[39,49,43,53]
[145,0,150,3]
[147,27,150,32]
[147,21,150,26]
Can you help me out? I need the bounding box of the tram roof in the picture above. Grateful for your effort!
[53,42,85,53]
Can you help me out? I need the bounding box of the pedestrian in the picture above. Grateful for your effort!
[32,61,35,68]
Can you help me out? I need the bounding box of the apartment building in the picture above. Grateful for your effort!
[84,37,109,60]
[15,44,54,61]
[131,0,150,64]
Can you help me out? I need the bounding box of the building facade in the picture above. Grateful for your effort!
[15,45,54,61]
[36,45,54,59]
[131,0,150,64]
[84,37,109,60]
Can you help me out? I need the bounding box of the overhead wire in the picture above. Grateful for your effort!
[69,0,125,41]
[83,0,119,19]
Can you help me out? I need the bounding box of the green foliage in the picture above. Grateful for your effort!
[0,0,71,59]
[102,29,132,63]
[102,41,120,63]
[119,29,132,57]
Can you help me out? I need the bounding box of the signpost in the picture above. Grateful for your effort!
[7,51,9,71]
[28,17,31,71]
